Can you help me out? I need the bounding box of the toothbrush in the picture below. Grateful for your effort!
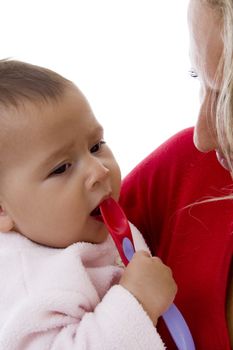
[100,197,195,350]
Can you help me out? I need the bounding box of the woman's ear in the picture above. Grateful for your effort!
[0,205,14,232]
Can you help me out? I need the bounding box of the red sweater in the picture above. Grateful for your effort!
[120,128,233,350]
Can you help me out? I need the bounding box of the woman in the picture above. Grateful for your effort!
[120,1,233,349]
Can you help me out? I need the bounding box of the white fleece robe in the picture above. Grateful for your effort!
[0,223,166,350]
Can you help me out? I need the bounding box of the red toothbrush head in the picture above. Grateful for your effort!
[100,197,135,266]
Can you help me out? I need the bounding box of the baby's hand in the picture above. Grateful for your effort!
[119,250,177,326]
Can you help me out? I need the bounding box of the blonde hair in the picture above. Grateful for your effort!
[204,0,233,171]
[186,0,233,207]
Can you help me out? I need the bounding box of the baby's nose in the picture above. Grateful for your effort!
[85,159,110,191]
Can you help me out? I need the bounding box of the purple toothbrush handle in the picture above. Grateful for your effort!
[162,303,195,350]
[122,237,196,349]
[122,240,196,350]
[122,237,135,262]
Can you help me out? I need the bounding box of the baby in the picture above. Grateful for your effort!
[0,59,177,349]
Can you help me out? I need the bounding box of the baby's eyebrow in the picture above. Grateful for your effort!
[38,125,104,171]
[40,141,76,169]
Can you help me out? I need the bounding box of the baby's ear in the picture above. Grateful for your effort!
[0,205,14,232]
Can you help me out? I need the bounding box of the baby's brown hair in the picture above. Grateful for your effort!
[0,59,73,108]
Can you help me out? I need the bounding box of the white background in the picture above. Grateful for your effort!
[1,0,199,176]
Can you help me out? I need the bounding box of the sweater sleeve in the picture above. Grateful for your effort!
[0,232,166,350]
[0,285,166,350]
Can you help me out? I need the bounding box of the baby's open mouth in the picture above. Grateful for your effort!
[90,206,103,221]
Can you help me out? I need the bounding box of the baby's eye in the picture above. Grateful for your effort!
[90,140,106,153]
[50,163,72,176]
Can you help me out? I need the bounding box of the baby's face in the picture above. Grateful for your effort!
[0,87,121,247]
